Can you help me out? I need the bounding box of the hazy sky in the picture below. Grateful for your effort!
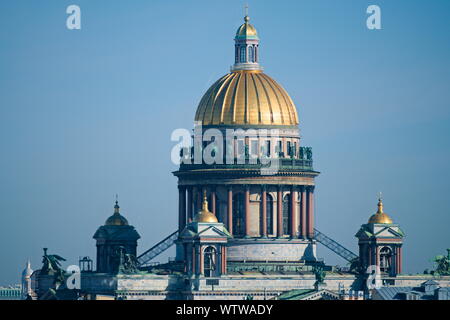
[0,0,449,285]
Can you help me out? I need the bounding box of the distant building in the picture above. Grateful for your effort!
[0,285,21,300]
[21,260,33,299]
[372,280,450,300]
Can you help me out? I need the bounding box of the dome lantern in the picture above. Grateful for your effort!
[232,13,262,72]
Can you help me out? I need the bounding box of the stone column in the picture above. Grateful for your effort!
[300,186,307,239]
[192,245,197,275]
[197,186,203,208]
[307,186,315,239]
[178,185,186,231]
[277,186,283,237]
[221,246,227,275]
[261,185,267,238]
[398,246,403,274]
[227,187,233,235]
[199,245,203,275]
[290,186,296,238]
[376,246,380,267]
[187,186,193,222]
[244,185,250,237]
[211,186,216,215]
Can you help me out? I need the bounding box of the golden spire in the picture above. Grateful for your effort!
[368,193,393,224]
[193,190,218,223]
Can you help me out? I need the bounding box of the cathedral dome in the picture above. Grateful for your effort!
[105,201,129,226]
[195,14,299,127]
[195,70,299,127]
[368,198,393,224]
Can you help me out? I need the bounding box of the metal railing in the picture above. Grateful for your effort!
[314,228,358,263]
[137,230,179,267]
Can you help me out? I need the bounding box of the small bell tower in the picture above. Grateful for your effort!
[93,199,140,274]
[356,196,405,277]
[178,193,231,277]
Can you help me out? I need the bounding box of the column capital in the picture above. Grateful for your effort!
[178,185,186,191]
[307,185,315,193]
[261,184,267,192]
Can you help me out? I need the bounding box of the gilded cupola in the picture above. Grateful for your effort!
[368,197,393,224]
[193,193,218,223]
[105,200,129,226]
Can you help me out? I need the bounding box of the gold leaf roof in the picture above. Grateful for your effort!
[368,198,393,224]
[195,70,299,127]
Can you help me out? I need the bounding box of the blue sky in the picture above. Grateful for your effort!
[0,0,449,285]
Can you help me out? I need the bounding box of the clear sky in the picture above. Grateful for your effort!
[0,0,449,285]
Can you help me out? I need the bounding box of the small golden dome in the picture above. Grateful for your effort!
[105,201,129,226]
[195,71,299,127]
[368,198,393,224]
[193,193,218,223]
[236,16,258,39]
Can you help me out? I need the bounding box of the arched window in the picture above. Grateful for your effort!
[233,193,245,237]
[248,46,254,62]
[240,46,247,63]
[203,246,216,277]
[380,247,392,273]
[282,194,291,235]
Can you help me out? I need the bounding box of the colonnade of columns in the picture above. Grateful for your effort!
[177,184,315,239]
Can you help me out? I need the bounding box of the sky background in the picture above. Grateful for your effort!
[0,0,449,285]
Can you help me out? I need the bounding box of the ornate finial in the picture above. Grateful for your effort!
[377,193,384,214]
[202,190,209,211]
[114,194,120,214]
[244,3,249,22]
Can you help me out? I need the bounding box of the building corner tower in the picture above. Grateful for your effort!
[356,197,405,277]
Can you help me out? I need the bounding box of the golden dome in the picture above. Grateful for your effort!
[235,16,258,39]
[105,201,129,226]
[193,194,218,223]
[368,198,393,224]
[195,70,299,127]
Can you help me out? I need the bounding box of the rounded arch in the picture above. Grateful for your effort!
[380,246,393,273]
[248,46,254,62]
[203,246,216,278]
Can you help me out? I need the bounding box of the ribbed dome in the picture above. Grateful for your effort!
[235,16,258,40]
[195,70,299,127]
